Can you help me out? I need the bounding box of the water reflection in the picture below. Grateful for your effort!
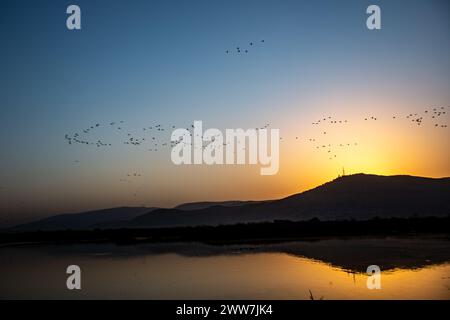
[0,238,449,299]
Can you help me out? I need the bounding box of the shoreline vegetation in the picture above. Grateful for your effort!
[1,216,448,247]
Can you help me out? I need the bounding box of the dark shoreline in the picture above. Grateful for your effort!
[1,216,448,247]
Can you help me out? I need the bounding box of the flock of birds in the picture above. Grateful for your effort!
[119,172,143,184]
[402,107,448,127]
[64,121,279,156]
[64,106,449,185]
[64,121,182,152]
[304,106,449,160]
[225,40,265,55]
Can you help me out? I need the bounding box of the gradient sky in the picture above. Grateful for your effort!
[0,0,449,222]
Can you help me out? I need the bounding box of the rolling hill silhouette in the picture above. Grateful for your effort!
[174,200,269,211]
[11,174,450,231]
[12,207,154,231]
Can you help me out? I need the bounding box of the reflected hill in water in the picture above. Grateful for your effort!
[13,237,450,273]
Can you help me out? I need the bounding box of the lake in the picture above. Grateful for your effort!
[0,237,449,299]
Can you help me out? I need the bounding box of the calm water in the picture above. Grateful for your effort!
[0,238,449,299]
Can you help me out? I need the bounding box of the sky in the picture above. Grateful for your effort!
[0,0,449,222]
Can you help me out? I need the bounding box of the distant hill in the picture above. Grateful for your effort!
[12,207,155,231]
[121,174,450,228]
[11,174,450,231]
[175,200,269,211]
[265,173,450,220]
[10,201,259,232]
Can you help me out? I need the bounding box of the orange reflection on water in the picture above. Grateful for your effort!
[1,248,449,299]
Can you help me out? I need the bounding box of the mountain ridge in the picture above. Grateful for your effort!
[10,173,450,231]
